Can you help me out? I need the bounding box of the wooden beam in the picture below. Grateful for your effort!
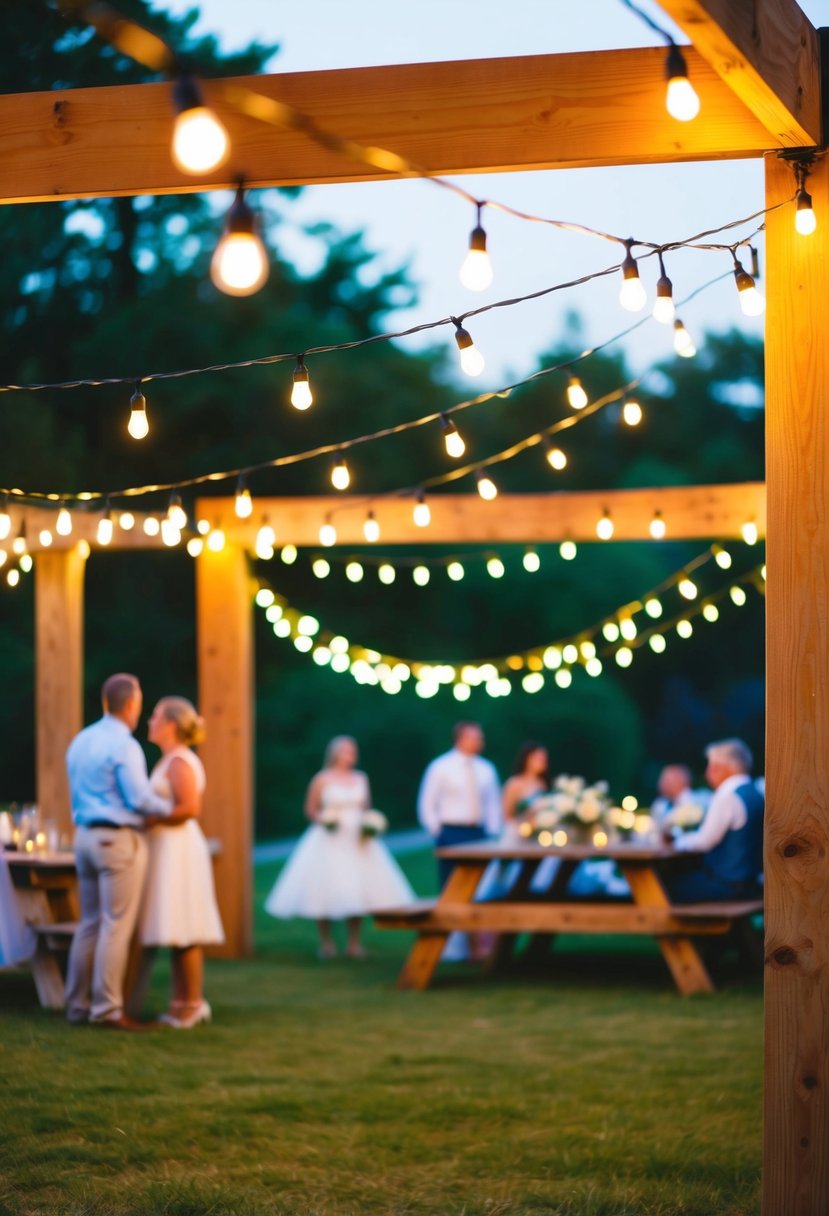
[34,548,86,838]
[196,542,254,959]
[9,505,177,552]
[658,0,822,145]
[763,151,829,1214]
[197,484,766,547]
[0,48,777,205]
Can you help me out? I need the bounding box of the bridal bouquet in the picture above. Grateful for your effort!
[319,808,340,832]
[360,809,389,839]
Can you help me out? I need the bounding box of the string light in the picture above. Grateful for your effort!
[280,544,298,565]
[211,186,269,297]
[644,597,663,618]
[652,256,676,324]
[486,556,505,579]
[678,576,698,600]
[256,519,276,556]
[459,203,493,291]
[733,255,765,316]
[363,512,380,543]
[167,493,188,529]
[331,458,351,492]
[119,512,135,531]
[615,647,633,668]
[291,355,313,410]
[234,477,253,519]
[566,375,588,410]
[649,634,667,654]
[440,414,466,459]
[545,442,567,471]
[128,382,149,440]
[596,511,614,541]
[676,619,694,639]
[312,557,331,579]
[622,398,643,427]
[673,319,696,358]
[143,516,161,538]
[11,523,26,555]
[170,73,229,175]
[702,602,720,622]
[559,540,577,561]
[39,529,53,547]
[378,563,396,585]
[619,241,647,312]
[741,520,759,546]
[713,545,732,570]
[319,520,337,547]
[649,511,666,540]
[0,499,10,541]
[475,470,498,501]
[345,561,364,583]
[447,560,465,581]
[187,537,203,557]
[7,569,19,588]
[206,525,225,552]
[793,161,817,235]
[453,319,485,377]
[523,548,540,573]
[56,505,72,537]
[602,622,620,643]
[413,565,430,586]
[161,517,181,547]
[413,491,431,528]
[619,617,637,641]
[96,505,113,546]
[665,45,701,122]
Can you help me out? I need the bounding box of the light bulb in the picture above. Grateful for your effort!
[649,511,666,540]
[7,568,19,587]
[523,548,540,573]
[596,512,614,541]
[331,459,350,491]
[441,415,466,458]
[730,585,747,606]
[454,322,485,377]
[447,561,465,581]
[257,521,276,551]
[345,561,364,583]
[713,546,732,570]
[645,597,663,618]
[0,501,10,541]
[677,619,694,639]
[234,479,253,519]
[119,512,135,531]
[291,356,313,410]
[653,271,676,324]
[665,46,700,121]
[167,494,188,530]
[39,529,53,547]
[741,520,759,546]
[312,558,330,579]
[12,526,26,556]
[559,540,577,561]
[796,187,817,236]
[476,470,498,501]
[734,264,765,316]
[171,75,229,174]
[143,516,161,538]
[703,603,720,623]
[546,443,567,470]
[97,511,113,546]
[378,563,396,585]
[649,634,667,654]
[459,219,493,291]
[619,244,647,312]
[615,646,633,668]
[363,512,380,543]
[207,527,225,552]
[187,537,204,557]
[486,556,505,579]
[673,319,696,358]
[280,544,298,565]
[56,506,72,536]
[161,518,181,547]
[128,385,149,440]
[413,565,430,586]
[413,493,431,528]
[622,399,642,427]
[566,376,588,410]
[620,617,637,641]
[320,522,337,547]
[678,577,698,600]
[211,187,269,297]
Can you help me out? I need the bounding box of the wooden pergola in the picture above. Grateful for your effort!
[2,2,825,1209]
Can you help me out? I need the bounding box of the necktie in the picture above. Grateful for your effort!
[465,758,482,824]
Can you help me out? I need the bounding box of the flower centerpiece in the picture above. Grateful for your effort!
[360,809,389,839]
[662,802,706,832]
[519,775,613,845]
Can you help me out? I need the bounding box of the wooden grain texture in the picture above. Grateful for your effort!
[196,543,254,958]
[763,152,829,1216]
[0,48,776,206]
[34,548,86,836]
[659,0,821,145]
[202,483,767,548]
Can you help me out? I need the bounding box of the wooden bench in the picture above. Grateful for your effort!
[27,921,77,1009]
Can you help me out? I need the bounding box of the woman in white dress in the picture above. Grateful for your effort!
[265,736,414,959]
[137,696,224,1028]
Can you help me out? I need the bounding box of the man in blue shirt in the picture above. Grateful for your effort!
[64,673,172,1029]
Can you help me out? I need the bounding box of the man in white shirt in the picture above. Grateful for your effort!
[664,738,764,903]
[650,764,695,825]
[417,721,502,890]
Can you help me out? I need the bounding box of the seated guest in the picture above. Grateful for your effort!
[664,738,763,902]
[650,764,695,825]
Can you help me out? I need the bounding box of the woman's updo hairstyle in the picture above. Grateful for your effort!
[158,696,206,747]
[324,735,358,767]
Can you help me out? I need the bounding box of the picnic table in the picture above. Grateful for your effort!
[6,851,79,1008]
[374,839,763,996]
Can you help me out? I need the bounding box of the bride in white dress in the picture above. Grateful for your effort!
[265,736,414,958]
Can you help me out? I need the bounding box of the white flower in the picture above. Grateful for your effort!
[319,808,340,832]
[361,809,388,837]
[666,803,705,830]
[576,796,602,824]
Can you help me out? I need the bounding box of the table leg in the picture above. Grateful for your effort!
[396,861,487,991]
[484,859,543,972]
[621,863,715,996]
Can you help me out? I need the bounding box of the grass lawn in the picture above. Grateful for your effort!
[0,849,762,1216]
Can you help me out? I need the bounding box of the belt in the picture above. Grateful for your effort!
[81,820,130,831]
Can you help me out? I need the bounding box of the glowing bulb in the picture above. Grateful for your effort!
[12,526,26,556]
[486,556,505,579]
[559,540,577,561]
[234,480,253,519]
[741,520,759,546]
[734,263,765,316]
[331,459,350,492]
[615,647,633,668]
[345,561,364,583]
[280,544,298,565]
[673,319,696,358]
[546,444,567,470]
[453,683,471,702]
[678,577,698,600]
[620,618,637,641]
[413,565,430,586]
[39,529,53,547]
[447,561,465,581]
[143,516,160,538]
[128,385,149,440]
[554,668,572,689]
[649,512,666,540]
[653,271,676,324]
[677,619,694,639]
[665,46,700,121]
[290,356,313,410]
[197,519,211,536]
[602,622,620,643]
[378,563,396,585]
[206,527,225,552]
[730,585,747,606]
[522,672,544,694]
[312,558,330,579]
[96,512,113,546]
[167,494,188,530]
[211,187,269,297]
[0,502,10,541]
[713,546,732,570]
[119,512,135,531]
[441,414,466,459]
[796,187,817,235]
[413,493,431,528]
[619,244,646,312]
[297,615,319,636]
[523,548,540,573]
[459,217,493,291]
[55,506,72,536]
[161,518,181,547]
[596,512,614,541]
[187,537,203,557]
[257,521,276,552]
[454,322,485,377]
[476,471,498,501]
[7,568,19,587]
[644,597,663,619]
[363,513,380,543]
[562,644,578,665]
[566,376,588,410]
[19,553,32,573]
[703,603,720,622]
[171,75,229,174]
[649,634,667,654]
[622,399,642,427]
[320,522,337,547]
[585,658,603,678]
[255,588,275,608]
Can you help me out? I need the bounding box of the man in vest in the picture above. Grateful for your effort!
[664,737,763,902]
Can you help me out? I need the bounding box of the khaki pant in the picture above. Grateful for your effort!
[65,826,147,1023]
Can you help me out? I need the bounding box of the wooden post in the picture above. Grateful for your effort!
[34,548,86,837]
[764,152,829,1214]
[196,543,254,958]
